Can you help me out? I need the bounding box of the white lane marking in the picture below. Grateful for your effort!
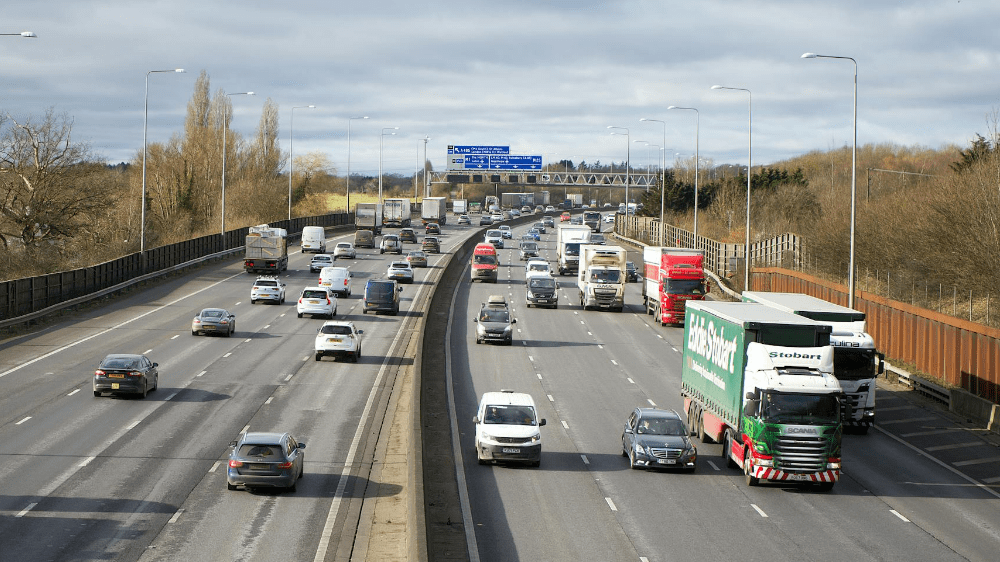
[208,461,221,473]
[573,311,578,315]
[561,421,569,429]
[79,456,95,467]
[657,334,662,339]
[244,338,252,343]
[197,370,206,377]
[223,352,232,358]
[627,378,635,384]
[171,335,180,340]
[15,503,37,518]
[284,374,293,382]
[925,441,983,452]
[168,509,184,524]
[611,359,618,366]
[587,332,592,336]
[303,356,309,362]
[528,356,534,362]
[68,389,80,396]
[15,417,31,425]
[640,558,650,562]
[165,392,179,401]
[265,397,274,405]
[143,349,152,355]
[241,425,250,434]
[983,475,1000,484]
[647,399,656,407]
[235,301,242,305]
[899,428,960,437]
[598,344,603,349]
[263,325,271,329]
[581,455,590,465]
[547,395,555,402]
[517,329,522,333]
[126,420,141,431]
[605,497,618,512]
[280,313,286,317]
[707,460,720,471]
[953,456,1000,467]
[521,341,527,346]
[751,504,768,517]
[536,373,543,380]
[878,416,939,424]
[890,509,910,523]
[580,320,585,325]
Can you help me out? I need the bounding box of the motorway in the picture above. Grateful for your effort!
[2,215,1000,562]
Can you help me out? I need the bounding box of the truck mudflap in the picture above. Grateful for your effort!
[751,465,840,484]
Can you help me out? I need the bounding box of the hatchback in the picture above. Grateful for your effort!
[191,308,236,336]
[309,253,334,272]
[458,214,471,225]
[227,432,305,492]
[387,261,414,284]
[332,242,357,259]
[532,222,546,234]
[250,276,285,304]
[425,222,441,234]
[93,354,159,398]
[297,287,337,319]
[542,216,555,227]
[314,320,363,362]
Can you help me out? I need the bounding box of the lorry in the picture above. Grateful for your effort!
[469,201,482,214]
[484,195,500,214]
[355,203,383,234]
[577,244,626,311]
[244,224,288,274]
[582,210,602,232]
[681,301,844,490]
[453,199,468,215]
[566,193,583,208]
[642,247,710,326]
[556,224,592,276]
[383,198,412,228]
[741,291,884,433]
[421,196,448,225]
[501,192,534,210]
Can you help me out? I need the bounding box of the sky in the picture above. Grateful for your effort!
[2,0,998,178]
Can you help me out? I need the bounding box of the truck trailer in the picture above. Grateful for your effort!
[383,198,412,227]
[556,224,592,276]
[741,291,883,433]
[577,244,626,311]
[355,203,383,234]
[453,199,468,215]
[682,301,844,490]
[244,224,288,273]
[642,247,709,326]
[421,196,448,225]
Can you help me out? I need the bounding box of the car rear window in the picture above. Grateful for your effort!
[202,310,223,318]
[101,358,138,370]
[238,445,284,458]
[367,282,394,296]
[320,325,352,335]
[257,280,277,287]
[303,290,328,299]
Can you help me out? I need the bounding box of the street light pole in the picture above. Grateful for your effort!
[422,136,431,198]
[608,126,630,209]
[712,85,752,291]
[666,107,700,245]
[639,118,668,224]
[141,68,185,253]
[802,52,858,308]
[222,91,255,242]
[288,105,316,222]
[347,115,368,213]
[379,127,398,204]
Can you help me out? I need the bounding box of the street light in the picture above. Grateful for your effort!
[222,91,255,241]
[665,107,700,245]
[379,127,398,203]
[608,126,630,209]
[421,136,431,198]
[141,68,185,253]
[711,84,752,291]
[802,52,858,308]
[288,105,316,222]
[347,115,368,213]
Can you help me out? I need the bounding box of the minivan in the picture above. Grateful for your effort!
[470,243,498,283]
[318,266,352,297]
[301,226,326,253]
[354,229,375,248]
[363,279,402,315]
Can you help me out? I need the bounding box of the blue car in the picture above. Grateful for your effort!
[527,228,541,241]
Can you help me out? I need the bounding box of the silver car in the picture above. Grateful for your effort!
[309,254,334,272]
[332,242,357,259]
[227,432,305,492]
[192,308,236,336]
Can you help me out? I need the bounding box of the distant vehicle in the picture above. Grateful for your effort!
[474,296,516,345]
[560,212,571,222]
[525,259,553,277]
[250,276,285,304]
[479,215,493,226]
[569,216,584,225]
[498,225,512,239]
[332,242,357,259]
[453,199,468,215]
[93,354,158,398]
[603,214,615,223]
[192,308,236,336]
[399,228,418,244]
[473,390,545,466]
[542,216,555,228]
[589,232,606,245]
[314,320,363,362]
[470,243,499,283]
[545,205,556,214]
[383,198,412,228]
[425,222,441,234]
[296,286,336,319]
[490,213,504,223]
[300,226,326,253]
[387,261,414,284]
[355,202,384,234]
[484,229,504,249]
[583,210,602,232]
[318,266,352,297]
[310,253,334,272]
[244,224,288,274]
[227,432,305,492]
[457,214,471,225]
[625,261,639,283]
[518,241,539,261]
[521,205,531,213]
[363,279,402,315]
[621,408,697,471]
[380,234,402,255]
[526,228,541,241]
[354,229,376,248]
[421,196,448,225]
[422,236,441,254]
[532,222,546,234]
[406,250,428,268]
[525,272,558,308]
[535,205,545,213]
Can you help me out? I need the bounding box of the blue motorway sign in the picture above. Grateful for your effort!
[457,154,542,170]
[448,145,509,155]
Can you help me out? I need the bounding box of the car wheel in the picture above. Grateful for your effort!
[227,482,237,491]
[621,438,628,457]
[94,390,101,397]
[628,449,640,470]
[192,330,198,336]
[315,353,322,362]
[251,299,256,305]
[331,309,337,318]
[475,338,481,345]
[297,312,303,318]
[744,450,759,486]
[152,374,158,391]
[352,351,359,363]
[140,380,148,399]
[288,481,296,493]
[362,309,367,314]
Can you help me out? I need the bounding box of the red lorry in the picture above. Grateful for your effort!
[642,246,709,326]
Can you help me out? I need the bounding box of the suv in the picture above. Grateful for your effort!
[473,295,516,345]
[380,234,402,254]
[484,229,504,249]
[473,390,546,466]
[363,279,402,315]
[297,286,336,318]
[310,253,334,272]
[425,222,441,234]
[399,228,418,244]
[542,216,555,228]
[525,271,558,308]
[498,225,512,239]
[457,214,471,225]
[314,320,363,362]
[422,236,441,254]
[250,276,285,304]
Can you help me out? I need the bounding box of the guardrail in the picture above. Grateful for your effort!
[884,362,951,407]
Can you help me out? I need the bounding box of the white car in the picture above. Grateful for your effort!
[297,286,336,319]
[603,214,615,223]
[318,266,352,297]
[484,229,504,249]
[314,320,363,362]
[525,259,553,276]
[250,276,285,304]
[473,390,546,467]
[498,225,512,239]
[310,254,334,273]
[332,242,357,259]
[387,261,414,284]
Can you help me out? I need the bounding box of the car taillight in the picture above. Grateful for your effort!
[95,369,105,377]
[276,461,293,469]
[129,371,142,377]
[298,297,303,304]
[326,297,331,305]
[343,279,348,286]
[229,459,243,468]
[193,319,201,324]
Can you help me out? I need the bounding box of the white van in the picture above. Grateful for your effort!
[472,390,546,467]
[301,226,326,253]
[318,266,352,297]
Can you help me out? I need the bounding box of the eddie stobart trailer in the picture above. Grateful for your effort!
[742,291,884,433]
[681,301,845,490]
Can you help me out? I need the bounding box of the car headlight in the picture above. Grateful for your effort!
[529,433,541,443]
[480,432,496,442]
[503,326,512,334]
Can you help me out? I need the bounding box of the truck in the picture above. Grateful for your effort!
[681,301,844,490]
[355,203,383,234]
[537,191,551,206]
[577,244,626,311]
[469,201,482,214]
[453,199,468,215]
[484,195,500,214]
[383,198,412,228]
[501,192,534,210]
[582,210,602,232]
[642,247,710,326]
[566,193,583,207]
[741,291,884,433]
[556,224,592,276]
[244,224,288,274]
[421,196,448,225]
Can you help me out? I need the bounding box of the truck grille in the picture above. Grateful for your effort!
[774,435,829,472]
[648,448,682,460]
[595,288,618,298]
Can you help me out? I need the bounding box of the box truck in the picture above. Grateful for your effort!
[355,203,383,234]
[421,196,448,225]
[577,245,626,311]
[383,198,412,227]
[556,224,592,276]
[244,224,288,273]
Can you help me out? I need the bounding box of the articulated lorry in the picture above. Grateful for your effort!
[383,198,412,227]
[355,203,383,234]
[556,224,592,276]
[742,291,883,433]
[421,196,448,225]
[244,224,288,274]
[577,245,626,311]
[682,301,844,490]
[642,247,710,326]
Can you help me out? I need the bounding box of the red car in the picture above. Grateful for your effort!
[560,212,571,222]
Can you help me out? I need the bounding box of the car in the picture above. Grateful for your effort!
[473,390,546,466]
[387,261,414,283]
[534,205,544,213]
[314,320,363,362]
[518,241,539,261]
[309,253,334,272]
[525,259,553,277]
[532,222,546,234]
[354,229,375,248]
[399,228,418,244]
[625,261,639,283]
[227,432,305,492]
[542,216,555,228]
[332,242,357,259]
[570,216,584,225]
[297,286,336,318]
[525,272,558,308]
[490,213,504,223]
[192,307,236,336]
[458,214,471,225]
[498,225,512,239]
[520,234,535,244]
[526,228,541,241]
[603,214,616,223]
[380,234,402,254]
[621,408,697,471]
[484,229,504,249]
[560,212,571,222]
[422,236,441,254]
[545,205,556,213]
[589,232,606,245]
[406,250,428,268]
[318,266,352,297]
[603,202,613,208]
[251,276,285,304]
[425,222,441,234]
[479,215,493,226]
[474,296,516,345]
[363,279,402,315]
[521,205,531,213]
[509,209,520,218]
[93,353,159,398]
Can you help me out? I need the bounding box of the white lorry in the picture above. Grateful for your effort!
[556,224,592,276]
[453,199,467,215]
[742,291,884,433]
[577,244,626,311]
[383,198,412,228]
[355,203,383,234]
[421,196,448,225]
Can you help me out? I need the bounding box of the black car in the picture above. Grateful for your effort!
[399,228,418,244]
[425,222,441,234]
[363,279,403,315]
[93,354,159,398]
[625,261,639,283]
[622,408,697,471]
[227,432,305,492]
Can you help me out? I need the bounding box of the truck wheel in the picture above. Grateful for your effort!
[744,450,759,486]
[723,430,738,469]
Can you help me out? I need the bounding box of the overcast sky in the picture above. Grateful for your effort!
[2,0,997,177]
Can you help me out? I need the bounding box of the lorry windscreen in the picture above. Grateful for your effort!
[663,279,705,295]
[763,392,840,425]
[473,254,497,265]
[565,243,581,256]
[591,270,621,283]
[833,348,878,381]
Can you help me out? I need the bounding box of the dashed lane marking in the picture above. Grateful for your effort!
[751,504,768,517]
[890,509,910,523]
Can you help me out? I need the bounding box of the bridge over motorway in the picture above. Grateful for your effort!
[429,169,658,188]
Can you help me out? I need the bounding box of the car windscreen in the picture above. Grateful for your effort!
[528,277,556,290]
[238,444,284,458]
[483,405,537,425]
[479,308,509,322]
[320,325,353,335]
[521,243,538,251]
[302,290,328,299]
[486,230,501,237]
[637,418,687,436]
[473,254,497,265]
